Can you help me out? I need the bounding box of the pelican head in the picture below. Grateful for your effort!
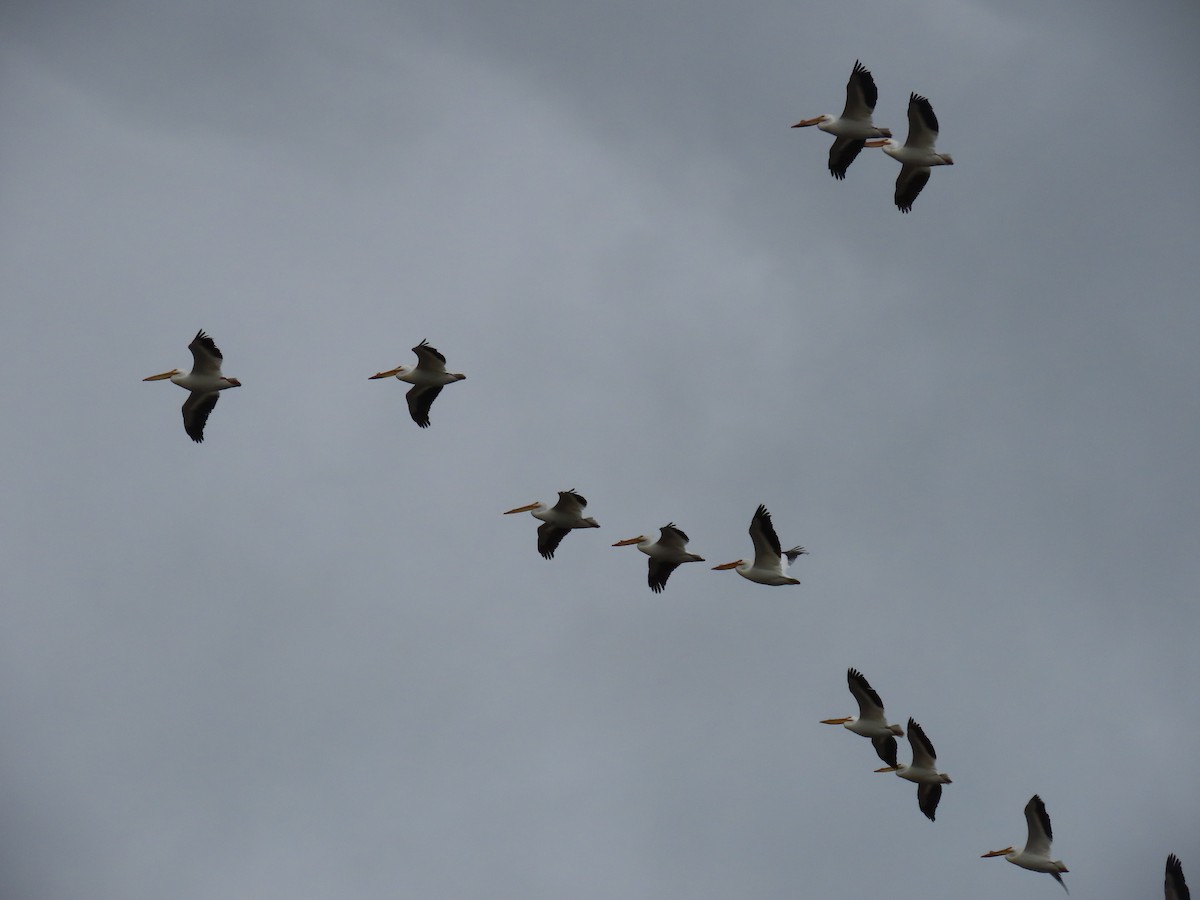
[612,536,649,547]
[143,369,182,381]
[711,560,744,570]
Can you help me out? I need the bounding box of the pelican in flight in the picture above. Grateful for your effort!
[865,92,954,212]
[820,668,904,768]
[143,330,241,443]
[612,523,705,593]
[791,60,891,180]
[505,489,599,559]
[369,340,465,428]
[982,795,1069,892]
[1166,854,1190,900]
[712,505,806,585]
[875,717,951,821]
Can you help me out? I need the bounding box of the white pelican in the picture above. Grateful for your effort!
[711,504,806,585]
[505,489,599,559]
[1167,854,1190,900]
[612,523,705,593]
[368,340,465,428]
[143,330,241,443]
[865,92,954,212]
[791,60,892,180]
[875,717,951,821]
[982,795,1069,892]
[820,668,904,768]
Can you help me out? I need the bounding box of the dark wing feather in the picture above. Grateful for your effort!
[907,717,937,761]
[537,522,569,559]
[895,167,931,213]
[828,137,866,180]
[871,734,899,769]
[647,559,681,593]
[406,385,442,428]
[910,92,939,134]
[848,668,885,711]
[190,330,222,361]
[412,339,447,365]
[917,783,942,822]
[1029,794,1053,843]
[181,392,218,443]
[751,504,783,557]
[849,60,878,111]
[1167,854,1190,900]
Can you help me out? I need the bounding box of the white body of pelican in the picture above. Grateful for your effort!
[865,92,954,212]
[712,504,806,585]
[143,330,241,443]
[821,668,904,768]
[792,60,892,180]
[612,523,705,593]
[369,340,465,428]
[982,795,1069,892]
[1166,854,1190,900]
[505,489,599,559]
[876,717,951,821]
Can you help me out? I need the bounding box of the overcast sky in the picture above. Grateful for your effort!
[2,0,1199,897]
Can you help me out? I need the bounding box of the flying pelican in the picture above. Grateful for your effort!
[875,717,951,821]
[820,668,904,768]
[864,92,954,212]
[368,340,465,428]
[791,60,891,180]
[712,505,806,585]
[982,795,1069,892]
[504,489,599,559]
[1167,854,1190,900]
[612,523,705,593]
[143,330,241,443]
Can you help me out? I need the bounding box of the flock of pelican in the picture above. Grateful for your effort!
[144,325,1189,894]
[792,60,954,212]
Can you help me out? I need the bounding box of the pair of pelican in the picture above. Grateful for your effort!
[792,60,954,212]
[146,334,466,441]
[505,500,806,591]
[821,668,951,821]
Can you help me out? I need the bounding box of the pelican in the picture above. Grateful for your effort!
[143,330,241,443]
[865,92,954,212]
[820,668,904,768]
[712,504,806,585]
[368,340,465,428]
[1167,854,1190,900]
[505,489,599,559]
[791,60,891,180]
[612,523,705,593]
[982,795,1069,892]
[875,717,951,821]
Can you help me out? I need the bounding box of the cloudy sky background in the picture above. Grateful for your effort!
[2,0,1198,896]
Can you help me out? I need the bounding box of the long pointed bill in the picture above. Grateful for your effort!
[504,503,540,515]
[874,765,901,773]
[368,368,403,380]
[791,117,823,128]
[711,561,742,570]
[612,537,644,547]
[981,848,1013,858]
[143,370,179,381]
[864,139,889,148]
[820,717,853,725]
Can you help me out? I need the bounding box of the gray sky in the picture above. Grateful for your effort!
[2,0,1198,897]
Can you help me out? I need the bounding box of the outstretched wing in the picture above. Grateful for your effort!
[917,783,942,822]
[181,392,218,443]
[406,385,443,428]
[537,523,570,559]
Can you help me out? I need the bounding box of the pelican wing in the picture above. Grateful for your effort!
[841,60,879,119]
[405,384,443,428]
[828,137,867,180]
[657,523,690,551]
[537,522,569,560]
[412,340,449,373]
[847,668,886,721]
[181,392,219,443]
[188,330,224,377]
[748,504,783,569]
[648,559,681,593]
[871,734,899,769]
[918,783,942,822]
[895,166,931,214]
[904,93,939,150]
[552,490,588,518]
[1023,795,1054,857]
[1167,854,1190,900]
[906,718,938,769]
